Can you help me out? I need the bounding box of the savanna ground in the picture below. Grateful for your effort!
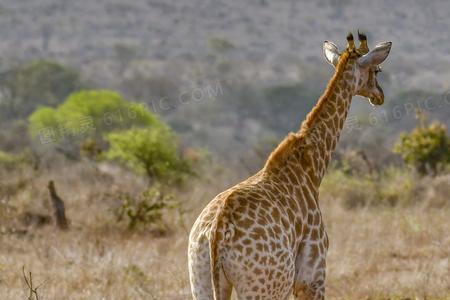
[1,161,449,300]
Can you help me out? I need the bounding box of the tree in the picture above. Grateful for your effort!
[0,60,81,120]
[28,107,59,138]
[393,111,450,175]
[116,185,176,230]
[104,127,191,184]
[28,90,159,145]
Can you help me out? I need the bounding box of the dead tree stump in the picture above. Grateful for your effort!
[47,180,69,230]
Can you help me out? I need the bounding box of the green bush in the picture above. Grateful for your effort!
[393,112,450,175]
[0,60,81,120]
[28,90,159,145]
[104,127,192,183]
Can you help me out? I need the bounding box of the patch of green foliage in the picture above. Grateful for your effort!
[393,111,450,175]
[28,107,59,136]
[28,90,159,143]
[104,127,191,183]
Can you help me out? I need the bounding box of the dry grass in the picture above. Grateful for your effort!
[0,228,190,299]
[0,162,449,299]
[323,204,450,300]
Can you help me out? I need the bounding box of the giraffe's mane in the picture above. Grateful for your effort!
[264,50,351,172]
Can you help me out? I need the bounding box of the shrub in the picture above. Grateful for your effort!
[116,186,177,230]
[104,127,192,183]
[393,111,450,175]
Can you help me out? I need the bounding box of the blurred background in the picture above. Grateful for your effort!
[0,0,449,299]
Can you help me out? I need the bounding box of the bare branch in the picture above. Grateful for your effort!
[22,266,44,300]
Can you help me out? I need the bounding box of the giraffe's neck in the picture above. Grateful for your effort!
[265,52,355,192]
[296,70,354,187]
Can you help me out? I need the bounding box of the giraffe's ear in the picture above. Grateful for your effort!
[357,41,392,68]
[323,41,340,67]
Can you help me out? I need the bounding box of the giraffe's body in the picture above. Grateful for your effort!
[189,33,392,300]
[189,170,328,300]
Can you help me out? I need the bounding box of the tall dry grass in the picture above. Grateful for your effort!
[0,161,449,299]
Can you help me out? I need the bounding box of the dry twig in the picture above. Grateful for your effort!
[22,266,45,300]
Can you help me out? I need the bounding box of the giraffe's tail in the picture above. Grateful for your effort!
[209,205,234,300]
[210,212,223,300]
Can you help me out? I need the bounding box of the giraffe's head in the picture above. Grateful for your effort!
[323,32,392,105]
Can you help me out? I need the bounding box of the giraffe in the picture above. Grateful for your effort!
[188,32,392,300]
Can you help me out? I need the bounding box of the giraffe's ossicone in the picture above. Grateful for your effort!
[188,33,392,300]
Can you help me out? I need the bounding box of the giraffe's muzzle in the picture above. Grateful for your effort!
[369,96,384,105]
